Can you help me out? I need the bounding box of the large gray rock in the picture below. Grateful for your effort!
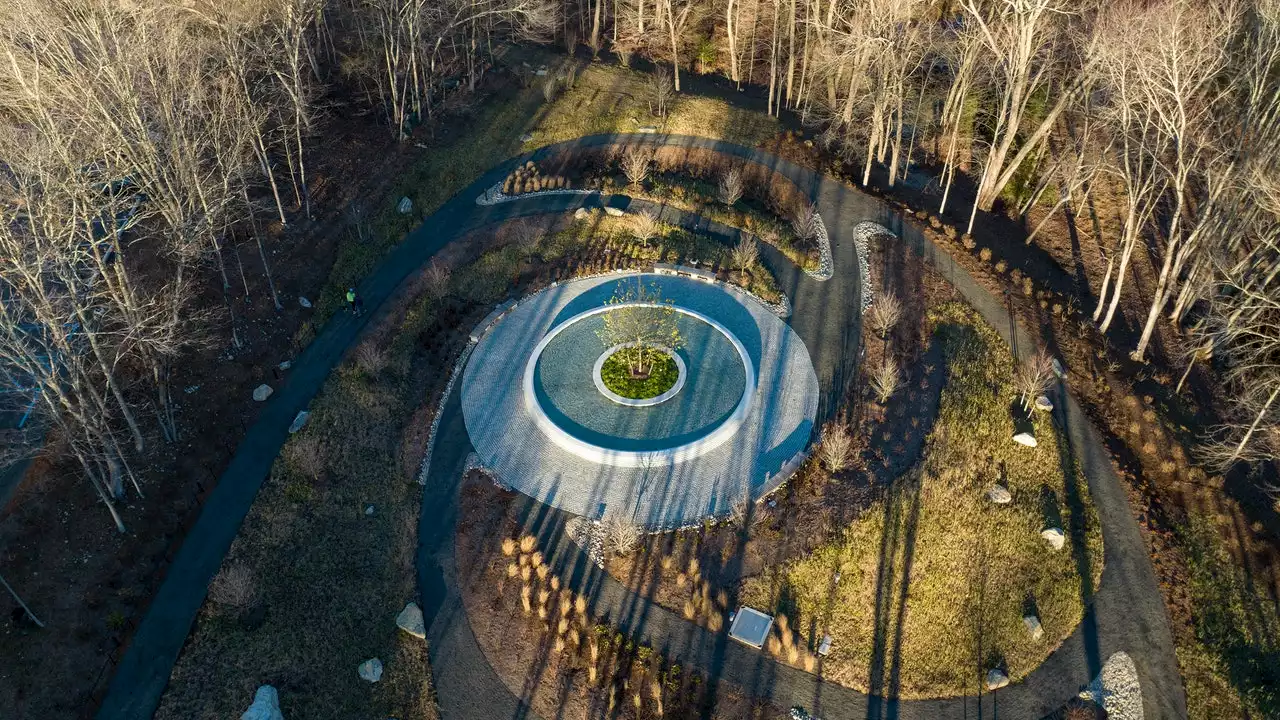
[1012,431,1038,447]
[298,296,312,309]
[1023,613,1044,640]
[1034,395,1054,412]
[358,658,383,683]
[604,206,624,217]
[397,197,413,214]
[240,685,284,720]
[288,411,309,434]
[986,668,1010,690]
[986,485,1012,504]
[396,602,426,639]
[573,207,590,220]
[252,384,273,402]
[1041,527,1066,551]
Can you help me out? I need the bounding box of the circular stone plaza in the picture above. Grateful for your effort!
[461,272,819,529]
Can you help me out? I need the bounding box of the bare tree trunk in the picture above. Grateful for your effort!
[0,573,45,628]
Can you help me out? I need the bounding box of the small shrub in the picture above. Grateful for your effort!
[209,563,258,610]
[1022,277,1034,295]
[870,357,900,404]
[979,247,992,262]
[818,421,854,473]
[961,234,977,250]
[943,225,957,239]
[995,260,1008,273]
[354,341,388,376]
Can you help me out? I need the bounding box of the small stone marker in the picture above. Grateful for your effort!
[817,634,833,656]
[1041,527,1066,551]
[298,296,312,309]
[252,384,273,402]
[396,602,426,639]
[986,668,1010,690]
[240,685,284,720]
[1012,431,1038,447]
[1023,613,1044,640]
[288,411,310,434]
[1034,395,1053,412]
[397,196,413,214]
[358,658,383,683]
[986,485,1012,504]
[365,504,375,516]
[604,206,624,217]
[278,360,293,371]
[519,133,534,142]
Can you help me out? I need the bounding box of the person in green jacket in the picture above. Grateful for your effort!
[346,287,363,317]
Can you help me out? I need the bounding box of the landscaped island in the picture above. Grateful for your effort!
[598,346,679,400]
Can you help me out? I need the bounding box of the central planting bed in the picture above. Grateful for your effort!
[461,273,819,528]
[599,346,679,400]
[534,310,746,450]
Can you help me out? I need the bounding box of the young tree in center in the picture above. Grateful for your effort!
[596,280,684,377]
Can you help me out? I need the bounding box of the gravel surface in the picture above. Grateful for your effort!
[1079,652,1145,720]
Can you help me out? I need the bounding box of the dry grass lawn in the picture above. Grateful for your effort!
[527,64,779,149]
[155,287,454,719]
[741,303,1104,698]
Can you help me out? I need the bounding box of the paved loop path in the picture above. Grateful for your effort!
[97,134,1184,720]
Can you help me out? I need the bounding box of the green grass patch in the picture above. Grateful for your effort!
[740,302,1103,698]
[600,347,678,399]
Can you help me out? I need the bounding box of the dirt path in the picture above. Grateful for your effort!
[96,134,1184,720]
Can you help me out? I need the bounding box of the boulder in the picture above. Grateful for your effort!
[1023,613,1044,640]
[298,296,312,309]
[534,68,548,76]
[637,126,659,134]
[604,206,624,217]
[278,360,293,371]
[287,411,310,434]
[1041,527,1066,551]
[252,384,273,402]
[397,197,413,215]
[986,668,1010,690]
[1012,431,1038,447]
[240,685,284,720]
[1034,395,1054,412]
[986,485,1012,504]
[519,133,534,142]
[358,658,383,683]
[573,207,590,220]
[817,634,833,656]
[397,602,426,639]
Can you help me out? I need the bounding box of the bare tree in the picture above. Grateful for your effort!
[731,234,760,273]
[791,202,820,242]
[718,166,745,206]
[868,291,902,338]
[1014,350,1057,412]
[632,207,662,247]
[648,67,676,118]
[869,356,899,404]
[603,517,644,555]
[818,420,853,473]
[423,260,453,299]
[621,147,651,186]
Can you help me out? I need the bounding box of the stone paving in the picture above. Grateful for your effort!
[460,272,818,528]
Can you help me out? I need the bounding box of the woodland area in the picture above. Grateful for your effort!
[0,0,1278,716]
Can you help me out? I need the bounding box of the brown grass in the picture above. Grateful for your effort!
[741,304,1104,698]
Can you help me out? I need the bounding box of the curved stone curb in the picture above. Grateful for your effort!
[804,212,834,281]
[591,343,688,408]
[852,221,893,311]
